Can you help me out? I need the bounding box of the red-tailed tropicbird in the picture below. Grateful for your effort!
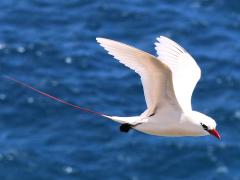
[5,36,221,140]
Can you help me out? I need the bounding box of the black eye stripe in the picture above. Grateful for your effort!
[201,123,208,130]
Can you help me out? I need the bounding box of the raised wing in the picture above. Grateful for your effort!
[155,36,201,112]
[96,38,177,115]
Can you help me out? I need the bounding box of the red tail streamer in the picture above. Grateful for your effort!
[4,76,107,118]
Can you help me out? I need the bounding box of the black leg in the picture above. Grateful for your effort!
[120,123,132,133]
[119,123,142,133]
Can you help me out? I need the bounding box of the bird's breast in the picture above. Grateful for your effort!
[134,113,205,137]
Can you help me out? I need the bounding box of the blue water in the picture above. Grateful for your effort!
[0,0,240,179]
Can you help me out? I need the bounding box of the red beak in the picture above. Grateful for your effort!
[207,129,221,140]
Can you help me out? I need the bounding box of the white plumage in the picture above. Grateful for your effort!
[97,36,220,139]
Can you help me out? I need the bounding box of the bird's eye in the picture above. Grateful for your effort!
[201,123,208,130]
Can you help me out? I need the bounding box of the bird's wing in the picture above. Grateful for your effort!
[155,36,201,112]
[97,38,178,115]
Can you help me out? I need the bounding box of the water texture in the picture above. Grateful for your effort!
[0,0,240,179]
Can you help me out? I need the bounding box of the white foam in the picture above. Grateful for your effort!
[17,46,25,53]
[216,165,229,174]
[65,57,72,64]
[234,110,240,119]
[0,43,6,50]
[0,94,6,100]
[63,166,73,174]
[27,97,34,104]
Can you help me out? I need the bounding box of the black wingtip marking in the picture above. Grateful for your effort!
[149,113,155,117]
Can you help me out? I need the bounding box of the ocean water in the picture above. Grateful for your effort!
[0,0,240,179]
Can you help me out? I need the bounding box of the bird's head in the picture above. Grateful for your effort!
[188,111,221,140]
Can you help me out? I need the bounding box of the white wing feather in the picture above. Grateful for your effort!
[155,36,201,112]
[96,38,177,114]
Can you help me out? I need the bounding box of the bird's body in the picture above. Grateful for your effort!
[107,107,210,137]
[97,36,220,139]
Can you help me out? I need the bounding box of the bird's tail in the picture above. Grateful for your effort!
[4,76,143,125]
[4,76,111,119]
[103,115,142,124]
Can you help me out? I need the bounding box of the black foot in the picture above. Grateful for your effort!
[120,123,132,133]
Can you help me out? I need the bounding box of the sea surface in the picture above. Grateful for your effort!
[0,0,240,179]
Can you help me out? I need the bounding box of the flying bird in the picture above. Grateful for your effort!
[6,36,220,140]
[96,36,220,140]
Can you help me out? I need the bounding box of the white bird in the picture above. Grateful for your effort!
[96,36,220,140]
[6,36,220,140]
